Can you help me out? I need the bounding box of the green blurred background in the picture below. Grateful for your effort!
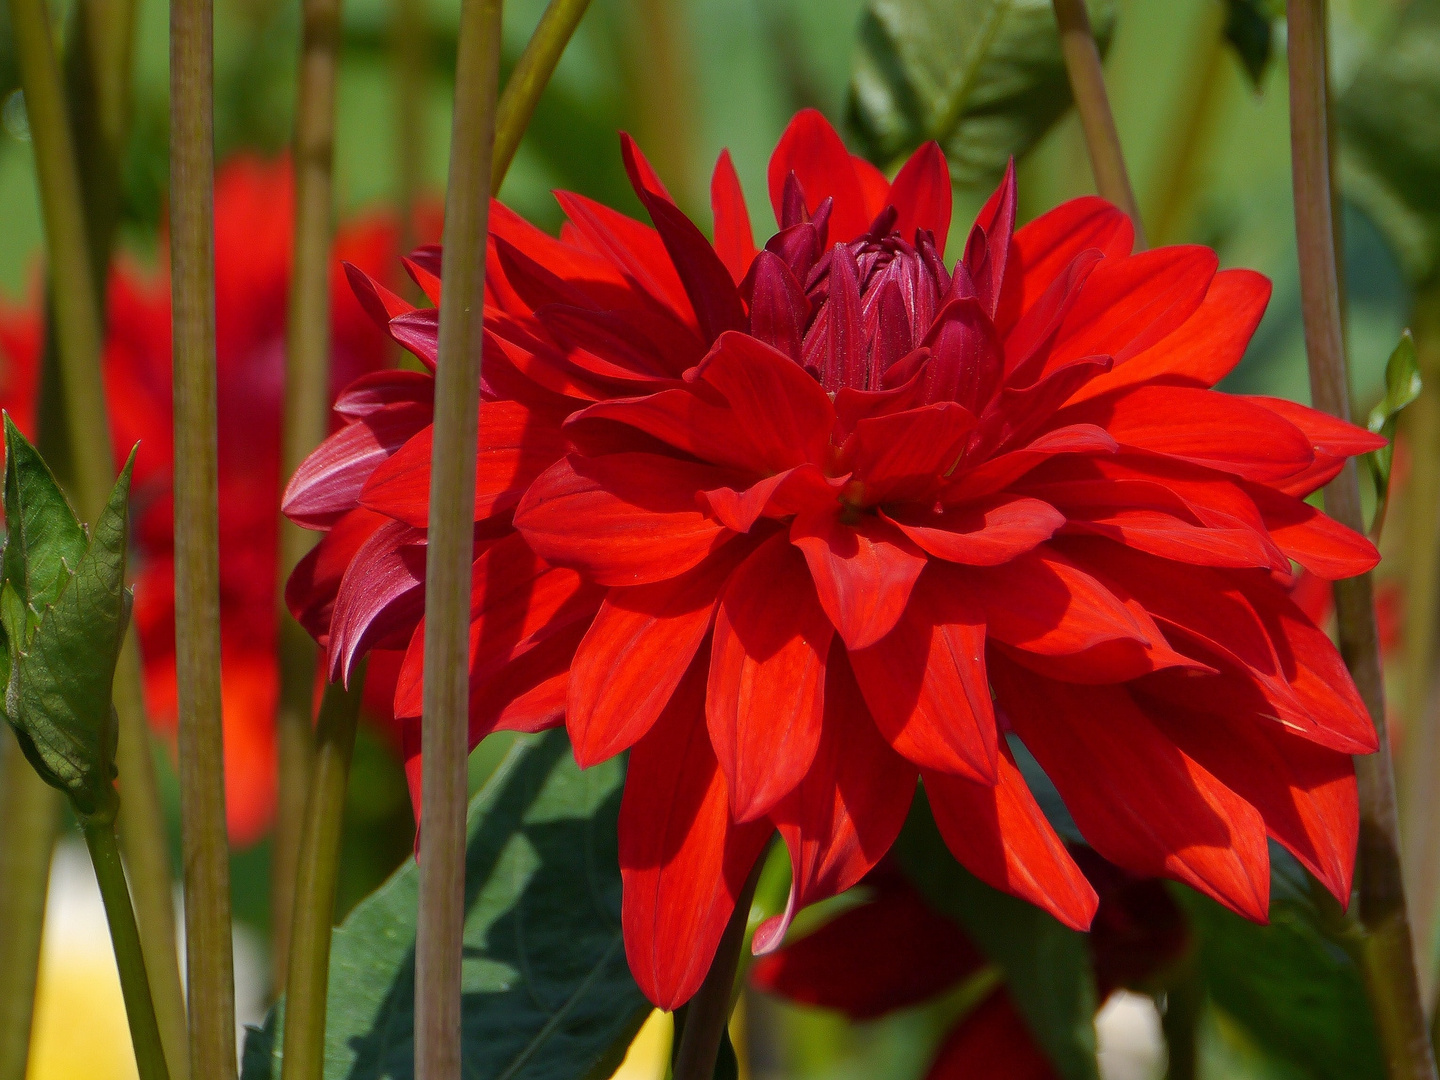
[0,0,1429,1077]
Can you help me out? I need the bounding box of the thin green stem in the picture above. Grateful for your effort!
[1286,2,1437,1077]
[171,0,238,1069]
[280,665,367,1080]
[7,0,113,519]
[0,729,61,1080]
[489,0,590,194]
[393,0,428,261]
[82,806,172,1080]
[273,0,347,991]
[671,861,763,1080]
[1050,0,1146,248]
[416,0,503,1075]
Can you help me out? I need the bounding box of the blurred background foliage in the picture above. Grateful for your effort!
[2,0,1437,1077]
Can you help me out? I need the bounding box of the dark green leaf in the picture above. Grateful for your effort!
[1222,0,1283,90]
[1339,0,1440,285]
[241,730,650,1080]
[893,789,1099,1080]
[5,448,135,817]
[1366,330,1421,514]
[3,413,88,641]
[1174,849,1384,1080]
[847,0,1116,180]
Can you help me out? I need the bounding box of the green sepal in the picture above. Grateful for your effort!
[1366,330,1421,537]
[1,426,138,819]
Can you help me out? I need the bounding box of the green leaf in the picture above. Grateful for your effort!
[1222,0,1283,90]
[1175,851,1385,1080]
[1338,0,1440,286]
[241,730,650,1080]
[4,447,136,817]
[3,413,88,643]
[892,789,1099,1080]
[847,0,1116,181]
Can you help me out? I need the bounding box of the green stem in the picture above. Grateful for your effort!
[489,0,590,195]
[7,0,113,520]
[416,0,503,1076]
[81,804,172,1080]
[393,0,428,261]
[171,0,239,1069]
[1050,0,1146,248]
[0,728,61,1080]
[11,0,188,1070]
[273,0,347,991]
[671,860,763,1080]
[279,666,366,1080]
[1285,2,1437,1077]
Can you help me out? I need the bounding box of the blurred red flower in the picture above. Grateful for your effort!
[751,859,1188,1080]
[0,157,426,845]
[284,109,1381,1009]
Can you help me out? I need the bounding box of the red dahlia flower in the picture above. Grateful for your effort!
[0,157,426,844]
[751,861,1188,1080]
[284,108,1382,1009]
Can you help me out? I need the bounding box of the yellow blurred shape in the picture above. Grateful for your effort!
[610,1008,672,1080]
[26,846,137,1080]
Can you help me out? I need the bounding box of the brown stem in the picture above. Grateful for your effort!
[1286,2,1437,1076]
[1050,0,1146,248]
[171,0,239,1069]
[414,0,503,1077]
[1402,290,1440,1011]
[671,861,763,1080]
[272,0,346,991]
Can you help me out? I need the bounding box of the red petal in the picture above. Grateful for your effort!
[711,149,757,285]
[993,660,1272,921]
[888,142,952,249]
[1071,268,1272,402]
[1243,481,1380,580]
[964,548,1154,657]
[619,131,676,202]
[284,508,389,643]
[515,453,741,586]
[750,874,985,1019]
[852,156,892,220]
[327,519,427,682]
[995,196,1134,338]
[358,399,568,527]
[965,161,1018,317]
[344,261,416,327]
[620,664,773,1009]
[567,541,755,768]
[1036,245,1218,374]
[886,495,1064,566]
[849,562,998,781]
[944,424,1118,502]
[845,402,976,503]
[766,109,871,245]
[700,465,840,534]
[707,534,833,820]
[1135,686,1357,904]
[759,651,916,953]
[333,369,434,419]
[1057,385,1315,483]
[696,331,838,470]
[924,741,1098,930]
[1246,395,1387,496]
[283,404,433,529]
[789,508,928,650]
